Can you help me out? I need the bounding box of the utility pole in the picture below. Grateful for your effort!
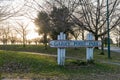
[106,0,111,58]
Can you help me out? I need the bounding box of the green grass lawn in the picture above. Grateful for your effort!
[0,50,120,79]
[0,45,120,62]
[0,45,120,79]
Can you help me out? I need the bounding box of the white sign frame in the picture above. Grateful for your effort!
[49,32,101,66]
[50,40,101,48]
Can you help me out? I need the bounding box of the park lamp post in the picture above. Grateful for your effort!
[106,0,111,58]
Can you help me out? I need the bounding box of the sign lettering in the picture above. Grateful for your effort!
[49,40,101,48]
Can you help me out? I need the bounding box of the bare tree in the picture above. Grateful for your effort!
[74,0,120,40]
[0,0,29,46]
[14,22,29,47]
[40,0,86,40]
[0,0,26,22]
[70,26,84,40]
[0,22,11,45]
[23,0,45,22]
[113,26,120,47]
[51,0,120,40]
[27,39,32,45]
[49,0,120,51]
[9,29,18,45]
[32,38,40,45]
[24,0,120,47]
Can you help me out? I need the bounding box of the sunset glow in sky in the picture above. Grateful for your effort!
[26,22,39,39]
[0,0,119,43]
[0,0,43,40]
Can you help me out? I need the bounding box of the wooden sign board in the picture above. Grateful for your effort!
[49,40,101,48]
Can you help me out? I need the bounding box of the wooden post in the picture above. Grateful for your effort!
[86,33,94,62]
[63,33,66,65]
[57,35,61,65]
[50,32,101,65]
[57,32,66,65]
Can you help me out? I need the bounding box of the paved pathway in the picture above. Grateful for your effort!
[104,47,120,53]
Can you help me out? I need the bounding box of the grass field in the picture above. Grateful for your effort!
[0,45,120,62]
[0,45,120,79]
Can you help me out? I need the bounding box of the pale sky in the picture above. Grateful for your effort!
[26,21,39,39]
[0,0,119,43]
[0,0,43,40]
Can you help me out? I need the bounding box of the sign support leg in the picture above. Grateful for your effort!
[57,32,66,66]
[86,33,94,62]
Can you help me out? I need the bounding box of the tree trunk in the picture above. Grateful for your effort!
[118,37,120,47]
[23,36,26,47]
[94,35,99,49]
[43,33,47,50]
[82,29,84,40]
[100,37,104,55]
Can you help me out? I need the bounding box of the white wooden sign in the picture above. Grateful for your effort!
[50,40,101,48]
[49,32,101,66]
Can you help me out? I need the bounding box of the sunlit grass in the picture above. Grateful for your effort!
[0,45,120,79]
[0,45,120,62]
[0,50,120,79]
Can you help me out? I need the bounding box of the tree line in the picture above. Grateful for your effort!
[0,0,120,53]
[34,0,120,53]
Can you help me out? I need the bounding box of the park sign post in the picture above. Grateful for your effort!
[49,32,101,66]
